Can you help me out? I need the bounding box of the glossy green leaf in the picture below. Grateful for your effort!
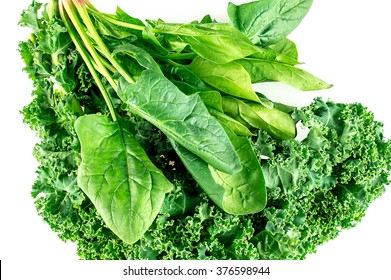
[91,15,134,39]
[269,38,299,61]
[197,90,224,112]
[152,20,259,63]
[88,6,144,39]
[170,126,266,215]
[188,57,260,103]
[112,43,162,73]
[249,45,299,66]
[209,108,255,136]
[237,58,332,91]
[228,0,313,46]
[118,70,241,174]
[142,25,170,55]
[222,97,296,140]
[169,65,211,92]
[166,69,255,136]
[75,114,173,244]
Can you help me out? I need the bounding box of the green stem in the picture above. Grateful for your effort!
[72,0,136,84]
[61,0,115,85]
[59,0,117,121]
[86,7,146,31]
[165,59,183,67]
[98,57,117,74]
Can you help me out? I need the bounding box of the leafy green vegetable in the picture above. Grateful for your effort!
[252,98,391,259]
[228,0,314,46]
[187,57,261,103]
[222,96,297,139]
[269,38,298,60]
[117,71,241,174]
[237,57,332,90]
[75,115,173,244]
[21,0,383,260]
[23,83,391,260]
[150,20,260,63]
[171,125,266,215]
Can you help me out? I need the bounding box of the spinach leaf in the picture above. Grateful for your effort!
[168,64,215,97]
[87,5,145,39]
[209,108,255,136]
[75,114,173,244]
[142,25,170,55]
[222,97,296,140]
[112,43,162,73]
[117,70,241,174]
[237,58,332,91]
[170,126,266,215]
[228,0,313,46]
[167,66,255,136]
[187,57,261,103]
[151,20,259,63]
[269,38,298,61]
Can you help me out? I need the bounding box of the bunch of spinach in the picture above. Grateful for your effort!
[19,0,331,245]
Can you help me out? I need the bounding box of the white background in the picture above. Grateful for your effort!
[1,1,391,279]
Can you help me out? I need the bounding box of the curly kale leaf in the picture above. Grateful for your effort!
[252,98,391,259]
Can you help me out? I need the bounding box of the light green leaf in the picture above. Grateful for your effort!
[209,108,255,136]
[112,43,162,73]
[169,64,211,92]
[88,6,145,39]
[228,0,313,46]
[152,20,259,63]
[118,70,241,174]
[197,90,224,112]
[142,25,170,55]
[222,97,296,140]
[18,1,43,32]
[269,38,299,61]
[170,126,266,215]
[237,58,332,91]
[188,57,260,103]
[75,114,173,244]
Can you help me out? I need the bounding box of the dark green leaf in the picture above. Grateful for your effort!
[152,20,259,63]
[222,97,296,140]
[197,90,224,112]
[89,6,144,39]
[170,126,266,215]
[187,57,260,102]
[75,114,173,244]
[228,0,313,46]
[118,70,241,174]
[142,25,170,55]
[115,6,145,28]
[112,43,162,73]
[168,65,211,92]
[209,108,255,136]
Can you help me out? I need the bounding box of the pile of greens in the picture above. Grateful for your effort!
[19,0,391,260]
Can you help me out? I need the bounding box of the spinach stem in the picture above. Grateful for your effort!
[86,7,146,31]
[59,0,118,121]
[72,0,136,84]
[60,1,114,85]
